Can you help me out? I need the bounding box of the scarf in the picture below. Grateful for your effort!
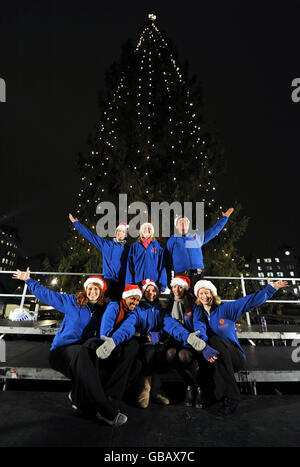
[115,299,130,327]
[141,237,152,249]
[171,298,185,324]
[113,237,127,246]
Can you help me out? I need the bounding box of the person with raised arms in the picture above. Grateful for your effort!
[69,213,129,300]
[12,268,128,427]
[166,208,234,290]
[192,277,288,415]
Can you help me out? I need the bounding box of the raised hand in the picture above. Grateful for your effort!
[69,213,78,223]
[267,278,289,291]
[222,207,234,218]
[12,267,30,282]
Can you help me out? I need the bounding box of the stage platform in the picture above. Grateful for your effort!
[1,335,300,448]
[0,391,300,447]
[1,338,300,394]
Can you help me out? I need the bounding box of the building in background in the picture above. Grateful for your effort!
[245,246,300,296]
[0,225,20,272]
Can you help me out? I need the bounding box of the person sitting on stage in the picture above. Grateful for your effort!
[96,281,218,407]
[166,208,234,290]
[101,280,168,409]
[135,279,172,409]
[192,277,288,415]
[165,275,218,409]
[69,213,129,300]
[98,284,143,404]
[125,222,167,292]
[12,268,128,427]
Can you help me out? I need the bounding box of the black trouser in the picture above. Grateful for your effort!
[49,338,117,419]
[208,335,245,402]
[166,340,205,388]
[102,338,141,400]
[139,343,169,376]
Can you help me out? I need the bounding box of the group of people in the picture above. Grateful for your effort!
[12,208,288,427]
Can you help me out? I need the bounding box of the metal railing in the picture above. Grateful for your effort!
[0,270,299,325]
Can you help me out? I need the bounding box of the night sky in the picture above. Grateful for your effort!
[1,1,300,262]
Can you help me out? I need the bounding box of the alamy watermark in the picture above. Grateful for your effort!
[0,78,6,102]
[291,78,300,103]
[96,195,205,247]
[0,337,6,362]
[291,339,300,362]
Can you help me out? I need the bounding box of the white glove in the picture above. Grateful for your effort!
[96,336,116,359]
[187,331,206,352]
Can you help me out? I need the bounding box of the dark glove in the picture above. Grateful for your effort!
[147,331,160,344]
[202,344,219,361]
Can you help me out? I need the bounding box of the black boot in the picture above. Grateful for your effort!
[184,386,194,407]
[194,387,204,409]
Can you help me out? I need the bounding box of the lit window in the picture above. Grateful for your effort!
[267,272,274,277]
[275,258,280,262]
[256,258,260,263]
[264,258,272,263]
[258,266,262,271]
[285,251,291,256]
[258,272,264,277]
[294,288,299,294]
[290,271,295,277]
[259,280,265,285]
[277,272,284,277]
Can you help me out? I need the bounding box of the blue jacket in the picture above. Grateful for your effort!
[73,221,129,284]
[166,216,228,274]
[192,284,277,358]
[166,298,208,348]
[104,300,191,346]
[125,240,167,291]
[25,278,105,351]
[100,301,129,338]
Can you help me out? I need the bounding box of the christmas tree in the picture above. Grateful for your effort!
[58,14,248,297]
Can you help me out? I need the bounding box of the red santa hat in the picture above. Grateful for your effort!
[170,275,190,290]
[194,280,218,298]
[84,275,107,293]
[141,279,159,293]
[122,284,142,299]
[116,222,129,232]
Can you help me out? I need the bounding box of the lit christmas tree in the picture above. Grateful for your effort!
[58,13,248,296]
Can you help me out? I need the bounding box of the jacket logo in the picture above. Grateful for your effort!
[218,318,228,329]
[184,312,192,320]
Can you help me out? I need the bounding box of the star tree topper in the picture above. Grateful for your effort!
[148,13,156,21]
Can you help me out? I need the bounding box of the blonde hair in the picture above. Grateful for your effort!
[195,291,221,307]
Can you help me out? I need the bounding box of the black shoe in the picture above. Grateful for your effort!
[184,386,194,407]
[194,387,204,409]
[218,398,239,416]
